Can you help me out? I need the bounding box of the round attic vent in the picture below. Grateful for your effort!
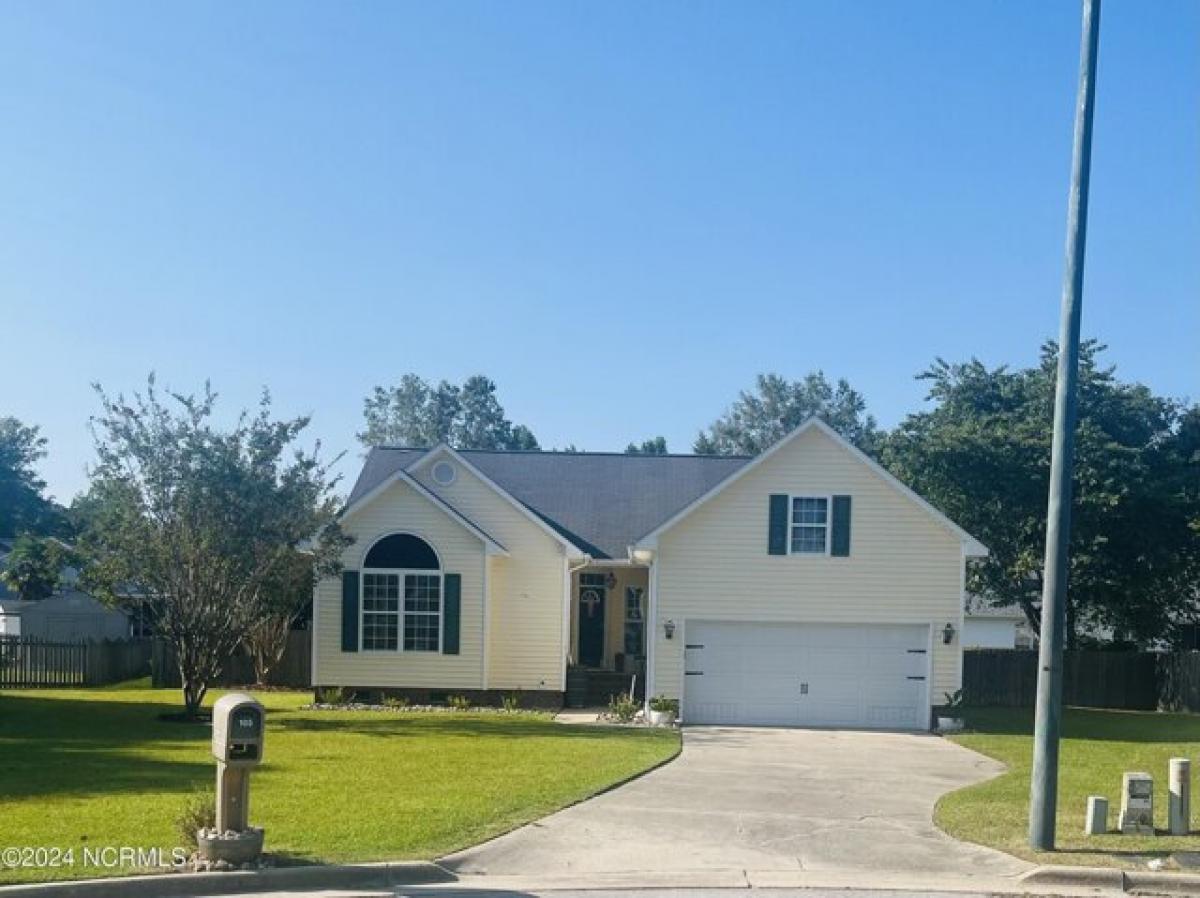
[432,460,456,486]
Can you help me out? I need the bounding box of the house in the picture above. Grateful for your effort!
[0,541,131,642]
[963,596,1036,649]
[313,418,987,729]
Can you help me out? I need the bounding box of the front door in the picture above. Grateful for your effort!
[577,574,606,667]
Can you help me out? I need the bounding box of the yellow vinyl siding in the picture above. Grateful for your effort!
[314,478,485,689]
[652,425,965,706]
[412,458,568,691]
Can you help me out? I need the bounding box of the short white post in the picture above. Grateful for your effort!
[1085,795,1108,835]
[1169,758,1190,836]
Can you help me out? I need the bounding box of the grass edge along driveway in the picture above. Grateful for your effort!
[0,682,679,884]
[936,706,1200,868]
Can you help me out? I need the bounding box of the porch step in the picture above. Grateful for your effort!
[566,668,644,708]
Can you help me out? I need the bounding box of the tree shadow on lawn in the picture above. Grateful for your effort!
[273,714,665,742]
[0,692,213,800]
[0,746,211,800]
[0,692,210,743]
[964,706,1200,744]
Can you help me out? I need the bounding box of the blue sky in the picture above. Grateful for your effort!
[2,1,1196,503]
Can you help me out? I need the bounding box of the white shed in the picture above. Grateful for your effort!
[963,596,1034,649]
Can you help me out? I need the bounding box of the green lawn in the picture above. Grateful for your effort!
[938,706,1200,868]
[0,681,679,884]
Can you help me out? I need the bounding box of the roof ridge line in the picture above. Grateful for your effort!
[372,445,752,460]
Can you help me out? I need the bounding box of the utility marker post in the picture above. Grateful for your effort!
[1029,0,1102,852]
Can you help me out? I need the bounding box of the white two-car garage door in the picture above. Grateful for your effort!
[682,621,931,729]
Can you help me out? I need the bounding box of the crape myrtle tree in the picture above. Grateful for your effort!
[242,550,313,686]
[79,377,351,716]
[693,372,879,455]
[359,374,538,450]
[881,341,1200,647]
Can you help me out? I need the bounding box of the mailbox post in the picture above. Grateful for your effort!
[212,693,264,832]
[201,693,266,865]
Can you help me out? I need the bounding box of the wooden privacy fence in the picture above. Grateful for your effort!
[1158,653,1200,712]
[0,636,151,688]
[152,629,312,689]
[963,649,1198,712]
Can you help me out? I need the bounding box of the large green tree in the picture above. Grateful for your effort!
[0,417,63,536]
[359,374,538,450]
[0,535,70,601]
[881,341,1200,647]
[694,372,879,455]
[78,378,351,715]
[625,436,668,455]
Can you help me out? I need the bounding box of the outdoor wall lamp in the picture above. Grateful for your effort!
[604,571,618,590]
[942,622,956,645]
[663,619,676,640]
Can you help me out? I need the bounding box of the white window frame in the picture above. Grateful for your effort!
[788,494,832,557]
[624,585,646,657]
[360,568,444,653]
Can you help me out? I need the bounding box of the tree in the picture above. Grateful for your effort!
[243,551,313,685]
[453,376,539,450]
[694,372,879,455]
[0,417,64,536]
[625,437,668,455]
[78,377,351,716]
[881,341,1200,647]
[359,374,539,450]
[0,535,67,601]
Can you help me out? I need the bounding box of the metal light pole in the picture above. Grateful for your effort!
[1029,0,1101,851]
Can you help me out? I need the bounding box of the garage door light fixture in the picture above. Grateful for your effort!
[663,619,676,640]
[942,622,956,645]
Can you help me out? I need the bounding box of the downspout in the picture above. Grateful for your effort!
[628,545,657,720]
[644,556,657,719]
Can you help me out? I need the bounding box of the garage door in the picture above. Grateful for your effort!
[682,621,930,729]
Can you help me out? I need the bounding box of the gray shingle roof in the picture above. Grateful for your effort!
[347,448,751,559]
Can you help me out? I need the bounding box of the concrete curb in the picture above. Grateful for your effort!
[1021,865,1128,889]
[1125,870,1200,895]
[1021,864,1200,895]
[0,861,452,898]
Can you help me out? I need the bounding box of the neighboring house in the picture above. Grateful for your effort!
[0,541,131,642]
[314,417,988,730]
[963,596,1036,649]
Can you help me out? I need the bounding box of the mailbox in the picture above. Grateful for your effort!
[213,693,265,766]
[1119,771,1154,835]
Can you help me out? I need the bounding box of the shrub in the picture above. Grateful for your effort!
[605,693,639,724]
[448,694,472,711]
[316,686,347,705]
[943,689,965,713]
[648,694,678,714]
[176,791,215,849]
[501,692,522,712]
[383,695,411,710]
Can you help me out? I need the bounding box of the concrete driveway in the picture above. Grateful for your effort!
[441,727,1031,884]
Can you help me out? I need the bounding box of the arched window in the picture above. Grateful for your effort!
[361,533,442,653]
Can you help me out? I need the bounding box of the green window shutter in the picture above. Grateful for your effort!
[768,494,789,555]
[831,495,852,557]
[443,573,461,655]
[341,570,359,652]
